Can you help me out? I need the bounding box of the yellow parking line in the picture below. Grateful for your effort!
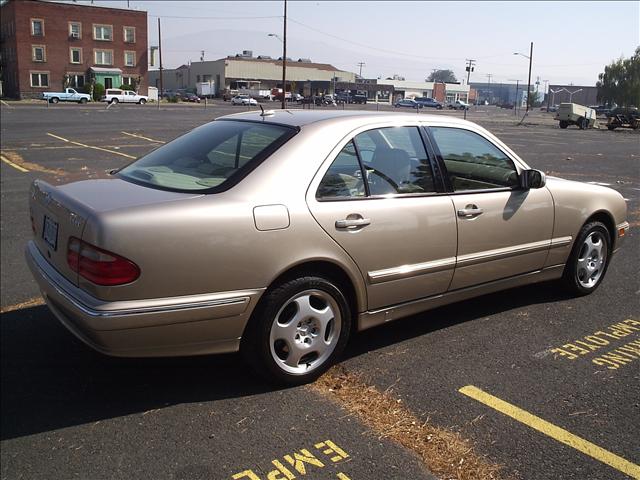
[1,154,29,172]
[47,132,136,159]
[0,297,45,313]
[459,385,640,478]
[121,131,165,144]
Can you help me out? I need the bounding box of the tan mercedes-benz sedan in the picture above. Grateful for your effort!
[26,110,628,384]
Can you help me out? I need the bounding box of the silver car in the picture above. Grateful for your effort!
[26,111,628,384]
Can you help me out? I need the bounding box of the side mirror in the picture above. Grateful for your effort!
[520,169,546,189]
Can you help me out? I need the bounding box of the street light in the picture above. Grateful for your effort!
[514,43,533,115]
[268,0,287,109]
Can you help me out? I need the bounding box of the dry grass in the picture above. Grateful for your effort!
[1,150,62,175]
[310,365,509,480]
[0,296,44,313]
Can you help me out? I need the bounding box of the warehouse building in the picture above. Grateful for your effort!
[149,51,356,97]
[546,85,598,107]
[0,0,148,99]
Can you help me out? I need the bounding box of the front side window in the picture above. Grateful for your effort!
[124,51,135,66]
[69,22,81,38]
[118,121,297,192]
[70,47,82,64]
[30,72,49,87]
[31,19,44,36]
[317,126,436,200]
[32,45,45,62]
[123,26,135,43]
[93,24,112,41]
[94,49,113,65]
[430,127,519,191]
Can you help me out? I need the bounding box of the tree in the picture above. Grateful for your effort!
[597,46,640,107]
[427,69,458,83]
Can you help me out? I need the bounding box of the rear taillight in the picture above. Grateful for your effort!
[67,237,140,286]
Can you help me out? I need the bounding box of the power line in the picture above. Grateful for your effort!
[147,14,282,20]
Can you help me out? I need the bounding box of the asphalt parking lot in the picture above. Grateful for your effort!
[1,101,639,480]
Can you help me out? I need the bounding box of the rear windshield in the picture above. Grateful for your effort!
[117,120,296,193]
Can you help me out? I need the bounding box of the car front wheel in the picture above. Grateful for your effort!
[561,221,611,296]
[241,276,351,385]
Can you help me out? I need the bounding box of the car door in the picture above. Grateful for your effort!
[125,91,135,103]
[427,126,554,290]
[307,125,457,310]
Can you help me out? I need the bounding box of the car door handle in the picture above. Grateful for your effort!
[335,217,371,229]
[457,206,484,218]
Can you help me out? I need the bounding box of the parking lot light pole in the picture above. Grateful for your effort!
[508,79,521,116]
[514,42,533,115]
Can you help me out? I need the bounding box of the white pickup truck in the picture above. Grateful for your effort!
[41,88,91,104]
[101,89,148,105]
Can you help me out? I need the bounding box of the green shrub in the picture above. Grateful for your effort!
[92,83,105,101]
[119,84,135,91]
[167,96,178,103]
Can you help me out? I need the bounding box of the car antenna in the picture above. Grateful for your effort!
[260,105,276,118]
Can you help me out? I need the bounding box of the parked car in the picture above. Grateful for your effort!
[25,111,628,385]
[448,100,470,110]
[101,89,148,104]
[182,93,201,103]
[231,95,258,106]
[499,103,514,109]
[555,103,596,129]
[588,105,611,116]
[394,99,422,109]
[41,88,91,104]
[414,97,443,109]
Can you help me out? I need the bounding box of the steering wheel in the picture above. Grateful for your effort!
[366,167,400,192]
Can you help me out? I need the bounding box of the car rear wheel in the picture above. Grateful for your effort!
[79,98,87,104]
[139,99,146,105]
[561,221,611,296]
[111,98,119,104]
[241,276,351,385]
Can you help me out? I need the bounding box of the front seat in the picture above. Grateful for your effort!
[369,148,413,195]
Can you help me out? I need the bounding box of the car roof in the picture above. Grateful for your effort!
[216,109,475,129]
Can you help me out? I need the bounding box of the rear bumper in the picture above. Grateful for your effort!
[25,241,264,357]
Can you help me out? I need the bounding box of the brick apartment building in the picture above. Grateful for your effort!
[0,0,148,99]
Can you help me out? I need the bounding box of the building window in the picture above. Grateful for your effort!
[68,74,85,89]
[124,51,135,67]
[70,47,82,64]
[32,45,46,62]
[94,49,113,65]
[196,75,201,82]
[31,19,44,36]
[122,76,136,87]
[123,26,135,43]
[93,24,113,41]
[30,72,49,87]
[69,22,81,39]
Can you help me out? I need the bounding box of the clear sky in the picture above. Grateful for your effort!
[61,1,640,87]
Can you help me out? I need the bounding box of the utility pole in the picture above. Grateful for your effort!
[158,18,163,109]
[281,0,287,110]
[357,62,365,77]
[486,73,492,104]
[525,42,533,114]
[464,59,475,120]
[200,50,205,62]
[543,79,549,111]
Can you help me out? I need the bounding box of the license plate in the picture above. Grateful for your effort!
[42,216,59,250]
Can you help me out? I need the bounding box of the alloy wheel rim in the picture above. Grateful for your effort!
[269,289,341,375]
[576,231,607,288]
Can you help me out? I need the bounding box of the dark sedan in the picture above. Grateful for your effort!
[394,99,422,109]
[414,97,443,109]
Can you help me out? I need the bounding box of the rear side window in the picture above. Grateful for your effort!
[430,127,518,191]
[118,121,296,192]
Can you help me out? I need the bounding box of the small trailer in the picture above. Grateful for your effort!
[606,109,639,130]
[555,103,597,129]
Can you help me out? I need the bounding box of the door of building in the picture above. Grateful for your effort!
[104,77,113,89]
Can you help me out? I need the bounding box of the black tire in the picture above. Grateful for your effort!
[241,276,352,385]
[561,221,611,296]
[437,105,443,110]
[110,98,119,104]
[559,120,568,129]
[50,97,59,104]
[607,125,616,131]
[79,98,87,104]
[138,99,146,105]
[577,117,586,130]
